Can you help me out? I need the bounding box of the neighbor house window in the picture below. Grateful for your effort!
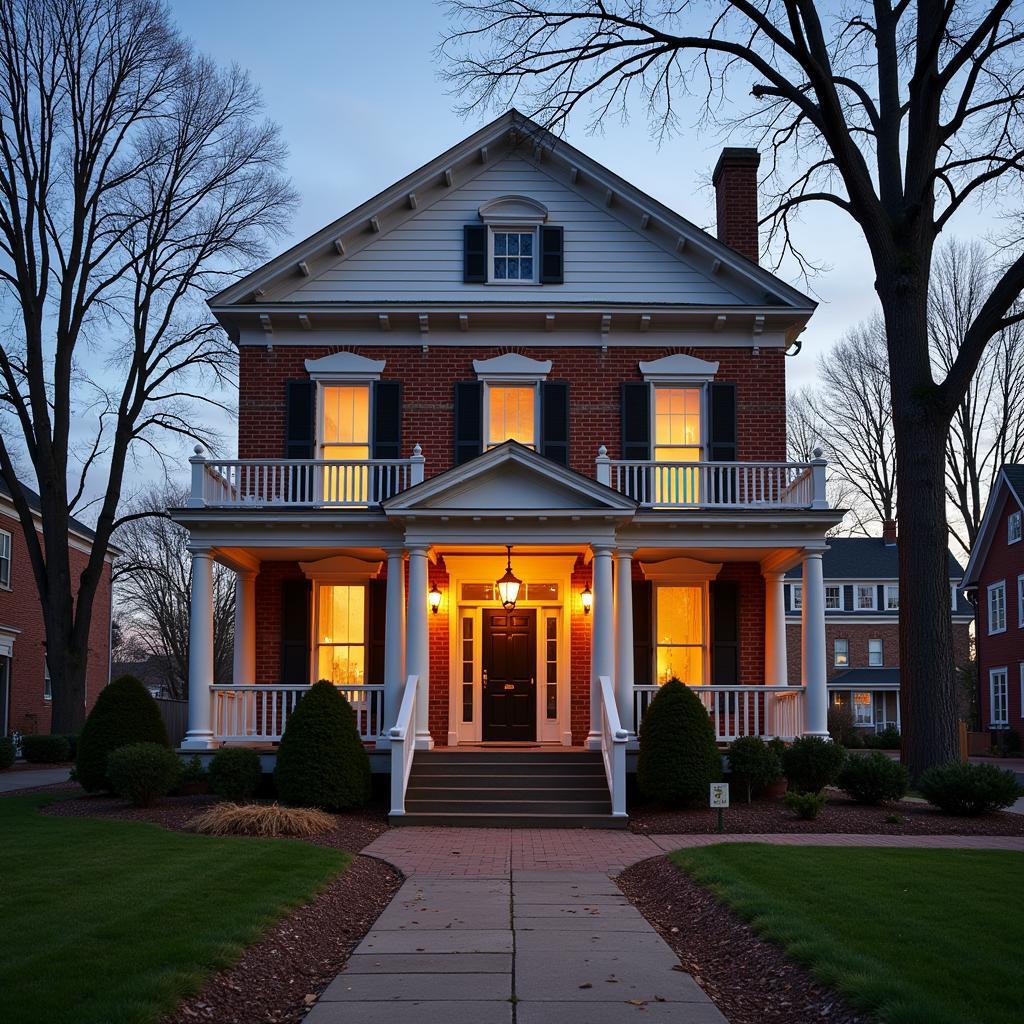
[825,585,842,610]
[492,229,535,281]
[834,638,849,667]
[852,691,874,726]
[868,639,883,667]
[854,585,876,610]
[790,583,802,611]
[319,384,370,502]
[43,661,51,701]
[1009,510,1022,545]
[1018,575,1024,628]
[988,581,1007,634]
[486,385,536,448]
[990,668,1009,727]
[316,584,365,685]
[655,585,704,685]
[0,530,9,588]
[885,585,899,610]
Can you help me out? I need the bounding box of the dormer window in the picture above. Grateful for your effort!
[465,196,563,285]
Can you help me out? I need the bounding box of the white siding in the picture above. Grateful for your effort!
[284,156,750,305]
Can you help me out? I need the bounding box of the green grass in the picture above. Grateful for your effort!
[0,793,350,1024]
[670,844,1024,1024]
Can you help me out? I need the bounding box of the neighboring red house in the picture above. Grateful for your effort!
[0,472,114,738]
[171,110,844,824]
[961,465,1024,737]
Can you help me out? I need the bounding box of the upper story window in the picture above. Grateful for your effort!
[653,387,704,463]
[790,583,802,611]
[1009,510,1022,544]
[0,529,10,588]
[885,584,899,610]
[467,196,563,286]
[825,585,842,610]
[492,230,535,282]
[487,385,536,448]
[988,580,1007,634]
[868,638,883,667]
[320,385,370,461]
[854,585,877,611]
[834,638,849,667]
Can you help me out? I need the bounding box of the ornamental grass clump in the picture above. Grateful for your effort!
[919,762,1021,816]
[208,747,262,802]
[837,751,909,805]
[782,735,846,794]
[726,736,783,802]
[637,678,722,807]
[189,802,335,838]
[106,742,180,807]
[275,680,371,810]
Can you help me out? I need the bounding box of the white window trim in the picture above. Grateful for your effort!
[990,667,1009,727]
[1009,510,1022,545]
[868,638,883,667]
[482,382,541,450]
[853,584,877,611]
[884,584,899,610]
[833,638,849,668]
[0,528,10,590]
[824,584,842,610]
[653,581,710,686]
[650,383,709,463]
[1018,575,1024,629]
[790,582,802,611]
[950,582,959,611]
[852,690,875,726]
[315,381,373,460]
[487,226,539,285]
[988,580,1007,635]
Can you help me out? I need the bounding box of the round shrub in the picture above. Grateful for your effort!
[837,752,909,804]
[20,734,71,763]
[637,679,722,807]
[209,747,262,802]
[782,735,846,794]
[275,680,371,810]
[0,736,15,770]
[827,702,862,748]
[106,742,180,807]
[727,736,782,802]
[74,675,169,792]
[919,762,1022,816]
[783,790,826,820]
[865,726,901,750]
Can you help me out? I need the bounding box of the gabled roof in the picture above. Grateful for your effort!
[961,464,1024,587]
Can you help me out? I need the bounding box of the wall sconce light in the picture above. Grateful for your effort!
[581,585,593,615]
[429,582,442,615]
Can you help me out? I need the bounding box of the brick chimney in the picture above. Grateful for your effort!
[882,519,898,546]
[712,147,760,263]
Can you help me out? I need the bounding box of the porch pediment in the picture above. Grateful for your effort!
[382,441,637,517]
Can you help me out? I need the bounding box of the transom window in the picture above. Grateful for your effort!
[1009,510,1022,545]
[0,530,9,588]
[316,584,365,685]
[655,585,704,685]
[990,668,1008,726]
[852,691,873,725]
[834,638,849,667]
[988,580,1007,634]
[486,384,536,448]
[885,584,899,610]
[868,638,883,667]
[825,585,842,610]
[492,229,535,281]
[854,585,876,610]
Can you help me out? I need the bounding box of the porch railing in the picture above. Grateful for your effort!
[597,449,827,510]
[189,445,424,509]
[633,684,805,742]
[598,674,628,817]
[211,683,386,743]
[389,673,420,817]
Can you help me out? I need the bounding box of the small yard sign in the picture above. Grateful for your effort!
[710,782,730,808]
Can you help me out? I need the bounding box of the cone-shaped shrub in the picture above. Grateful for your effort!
[74,675,169,792]
[274,680,371,810]
[637,678,722,806]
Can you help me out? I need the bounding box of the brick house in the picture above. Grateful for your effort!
[784,527,973,734]
[170,111,844,824]
[0,472,114,738]
[961,465,1024,735]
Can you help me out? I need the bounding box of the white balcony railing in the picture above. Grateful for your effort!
[212,683,386,743]
[633,684,805,743]
[597,448,828,510]
[189,445,424,509]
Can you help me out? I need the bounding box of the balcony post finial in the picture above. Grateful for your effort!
[188,444,206,508]
[595,445,611,486]
[410,443,425,486]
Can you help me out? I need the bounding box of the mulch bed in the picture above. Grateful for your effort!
[618,855,873,1024]
[630,791,1024,836]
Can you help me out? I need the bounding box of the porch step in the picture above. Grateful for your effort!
[391,749,626,828]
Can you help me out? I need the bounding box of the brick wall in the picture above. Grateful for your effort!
[712,148,760,263]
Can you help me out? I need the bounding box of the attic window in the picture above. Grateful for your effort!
[469,196,563,286]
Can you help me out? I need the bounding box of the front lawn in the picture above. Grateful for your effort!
[0,793,350,1024]
[670,844,1023,1024]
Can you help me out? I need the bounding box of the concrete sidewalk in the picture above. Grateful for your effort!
[0,766,72,793]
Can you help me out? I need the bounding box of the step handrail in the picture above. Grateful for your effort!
[388,673,419,816]
[598,674,629,817]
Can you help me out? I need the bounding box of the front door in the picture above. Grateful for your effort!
[482,608,536,742]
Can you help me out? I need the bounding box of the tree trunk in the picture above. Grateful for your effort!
[46,609,90,734]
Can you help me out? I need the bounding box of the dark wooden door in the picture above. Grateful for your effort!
[482,608,536,742]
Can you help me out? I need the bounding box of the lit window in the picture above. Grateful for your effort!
[316,585,365,685]
[652,387,703,504]
[854,585,876,610]
[461,615,474,724]
[988,581,1007,634]
[868,639,883,667]
[486,385,536,448]
[0,530,9,588]
[43,661,51,701]
[655,586,704,685]
[320,385,370,502]
[545,615,558,720]
[825,585,842,610]
[885,585,899,610]
[492,229,535,281]
[834,638,849,667]
[990,668,1008,726]
[852,691,873,726]
[790,584,802,611]
[1009,511,1022,545]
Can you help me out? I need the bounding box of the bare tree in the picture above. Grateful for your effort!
[114,489,234,699]
[0,0,294,730]
[930,239,1024,555]
[441,1,1024,776]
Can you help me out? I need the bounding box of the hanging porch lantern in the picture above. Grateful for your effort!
[495,545,523,611]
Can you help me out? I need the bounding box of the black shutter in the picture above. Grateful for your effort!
[280,579,311,685]
[372,380,402,459]
[710,382,737,461]
[632,580,653,685]
[540,381,569,465]
[539,225,564,284]
[710,581,739,685]
[621,382,651,502]
[463,224,487,283]
[366,578,387,686]
[454,381,483,465]
[284,379,315,460]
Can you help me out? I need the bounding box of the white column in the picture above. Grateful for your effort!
[801,550,829,737]
[232,569,257,686]
[614,548,635,736]
[382,548,406,743]
[182,549,216,750]
[588,544,616,749]
[406,544,433,749]
[763,571,788,686]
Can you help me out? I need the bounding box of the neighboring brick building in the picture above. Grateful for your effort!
[961,466,1024,734]
[0,473,114,738]
[784,528,973,733]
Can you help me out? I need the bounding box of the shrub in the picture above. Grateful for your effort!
[782,735,846,794]
[828,702,862,748]
[209,747,262,802]
[865,726,902,750]
[189,802,335,838]
[727,736,782,802]
[74,675,169,792]
[106,742,180,807]
[178,755,207,787]
[783,790,826,820]
[637,678,722,807]
[0,736,15,770]
[20,734,71,763]
[885,812,903,825]
[275,680,371,810]
[837,752,909,804]
[62,735,79,759]
[919,762,1022,816]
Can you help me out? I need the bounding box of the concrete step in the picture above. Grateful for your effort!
[404,797,613,815]
[390,811,628,829]
[407,775,609,791]
[413,751,602,765]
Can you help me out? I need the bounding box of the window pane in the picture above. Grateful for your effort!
[488,386,535,447]
[657,587,702,645]
[494,233,507,255]
[317,645,365,685]
[656,645,704,686]
[654,387,702,448]
[319,585,365,645]
[825,586,841,609]
[521,233,533,256]
[322,386,369,445]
